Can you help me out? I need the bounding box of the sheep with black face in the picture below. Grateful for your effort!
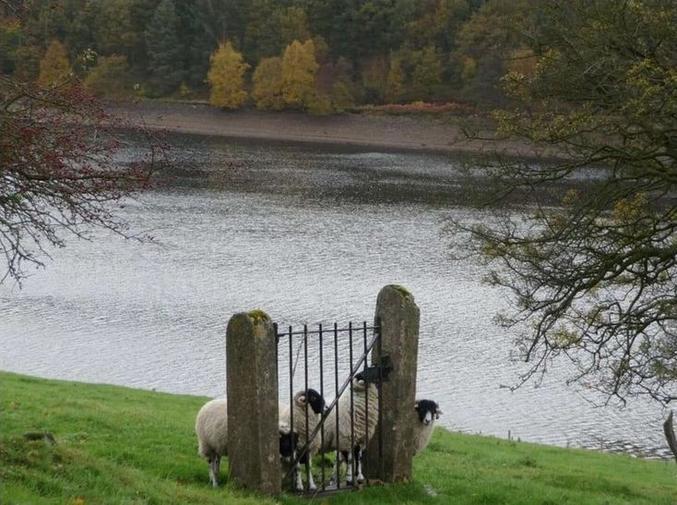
[413,399,442,454]
[279,388,326,491]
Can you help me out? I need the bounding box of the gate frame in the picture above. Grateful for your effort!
[224,285,420,496]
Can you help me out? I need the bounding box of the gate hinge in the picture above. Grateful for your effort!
[360,355,393,383]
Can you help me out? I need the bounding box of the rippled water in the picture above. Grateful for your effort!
[0,133,670,459]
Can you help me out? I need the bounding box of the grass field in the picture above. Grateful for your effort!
[1,371,675,505]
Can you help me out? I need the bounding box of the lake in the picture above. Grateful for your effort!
[0,132,670,459]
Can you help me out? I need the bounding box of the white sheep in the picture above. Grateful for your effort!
[413,399,442,455]
[321,372,379,485]
[279,388,326,491]
[195,398,299,487]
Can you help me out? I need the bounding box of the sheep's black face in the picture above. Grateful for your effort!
[279,431,299,462]
[415,400,441,426]
[304,389,326,415]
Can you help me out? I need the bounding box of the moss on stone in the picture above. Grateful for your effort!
[247,309,270,324]
[389,284,413,300]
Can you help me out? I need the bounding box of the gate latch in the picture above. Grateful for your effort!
[359,355,393,383]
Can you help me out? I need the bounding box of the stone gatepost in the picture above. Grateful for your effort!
[366,285,420,482]
[226,310,280,495]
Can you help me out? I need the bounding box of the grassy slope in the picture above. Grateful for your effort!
[0,371,675,505]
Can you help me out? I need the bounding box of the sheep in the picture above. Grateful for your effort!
[413,399,442,455]
[195,398,299,487]
[321,372,379,485]
[279,388,326,491]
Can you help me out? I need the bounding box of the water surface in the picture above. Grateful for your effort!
[0,133,670,459]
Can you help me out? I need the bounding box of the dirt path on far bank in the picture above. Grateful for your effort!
[113,102,550,158]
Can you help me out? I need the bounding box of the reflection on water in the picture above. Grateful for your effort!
[0,134,670,459]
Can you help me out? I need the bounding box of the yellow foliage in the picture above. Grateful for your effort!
[281,39,318,109]
[207,41,249,110]
[385,56,404,103]
[252,57,285,110]
[507,47,538,77]
[37,40,72,88]
[84,55,130,98]
[461,56,477,82]
[613,193,649,223]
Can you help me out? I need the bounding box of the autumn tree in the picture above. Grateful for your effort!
[281,39,318,110]
[252,56,284,110]
[454,0,677,405]
[84,55,131,98]
[455,0,533,104]
[0,76,157,285]
[385,54,404,102]
[411,45,442,97]
[37,39,71,87]
[207,41,249,109]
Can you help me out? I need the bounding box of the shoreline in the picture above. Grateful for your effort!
[112,101,553,159]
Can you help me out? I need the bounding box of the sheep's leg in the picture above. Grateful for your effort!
[294,462,304,491]
[355,446,365,483]
[306,460,317,491]
[209,456,220,488]
[299,451,317,491]
[345,450,354,485]
[329,451,344,487]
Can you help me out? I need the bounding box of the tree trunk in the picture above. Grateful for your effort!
[663,411,677,463]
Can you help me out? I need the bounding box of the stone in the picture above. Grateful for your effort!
[226,311,281,495]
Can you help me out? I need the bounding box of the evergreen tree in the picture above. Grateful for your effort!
[207,41,249,109]
[0,17,22,75]
[252,56,284,110]
[37,39,71,87]
[281,39,318,110]
[145,0,183,95]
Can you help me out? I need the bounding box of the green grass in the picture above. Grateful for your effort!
[1,371,675,505]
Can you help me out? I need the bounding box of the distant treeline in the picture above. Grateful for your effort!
[0,0,538,111]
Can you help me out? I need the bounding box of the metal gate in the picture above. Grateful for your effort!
[275,321,388,496]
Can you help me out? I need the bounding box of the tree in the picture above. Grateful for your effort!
[94,0,139,62]
[145,0,184,95]
[281,39,318,110]
[385,54,404,102]
[207,41,249,109]
[37,39,71,87]
[84,55,131,98]
[279,6,311,48]
[252,56,284,110]
[0,76,156,285]
[0,16,22,75]
[455,0,532,104]
[410,45,442,97]
[454,0,677,405]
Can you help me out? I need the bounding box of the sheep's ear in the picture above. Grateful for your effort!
[414,401,419,410]
[298,395,307,404]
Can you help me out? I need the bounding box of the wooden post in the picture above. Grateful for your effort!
[366,285,420,482]
[226,310,280,494]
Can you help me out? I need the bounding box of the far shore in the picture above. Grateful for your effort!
[111,101,554,159]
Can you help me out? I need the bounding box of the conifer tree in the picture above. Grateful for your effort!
[145,0,183,95]
[281,39,318,109]
[37,39,71,87]
[207,41,249,109]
